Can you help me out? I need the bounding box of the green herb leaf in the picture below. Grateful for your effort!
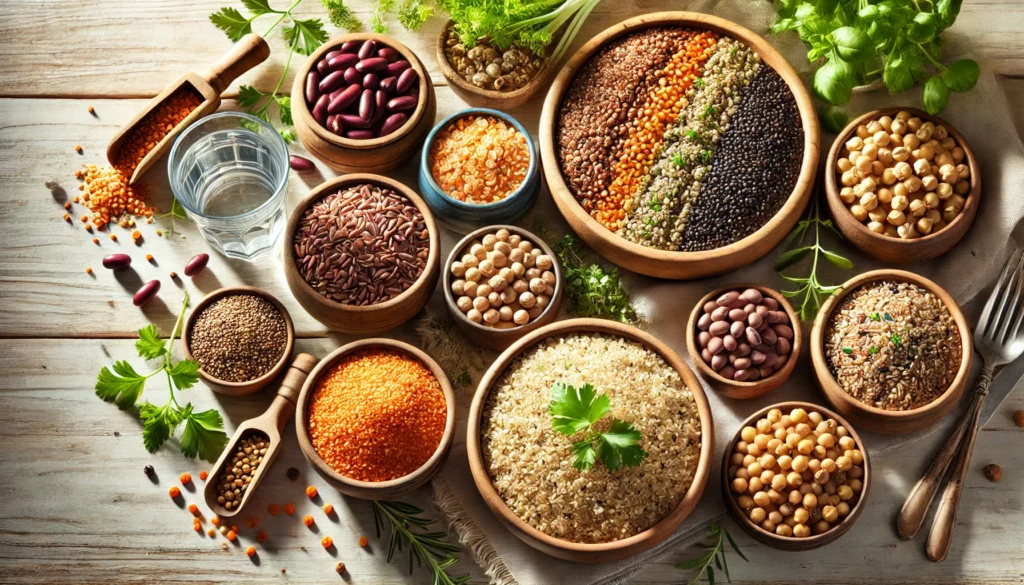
[322,0,363,30]
[241,0,275,14]
[822,249,854,269]
[842,347,853,354]
[775,246,812,271]
[869,346,879,354]
[923,75,950,115]
[571,439,598,471]
[818,104,849,134]
[167,360,200,391]
[554,234,640,325]
[884,52,915,93]
[814,58,855,105]
[238,84,269,109]
[371,500,469,585]
[943,59,979,92]
[549,382,609,436]
[209,7,253,41]
[597,419,647,471]
[891,333,903,347]
[907,12,939,43]
[170,198,188,220]
[179,405,229,461]
[139,401,183,453]
[284,17,329,56]
[937,0,964,26]
[398,0,434,31]
[870,312,881,321]
[135,324,167,360]
[95,361,148,410]
[831,27,872,62]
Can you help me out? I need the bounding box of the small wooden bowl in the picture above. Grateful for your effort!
[291,33,437,174]
[467,318,714,562]
[282,173,440,335]
[441,225,563,351]
[183,286,295,396]
[435,21,556,110]
[722,401,871,551]
[294,339,456,500]
[539,12,819,279]
[686,284,801,399]
[810,270,973,434]
[825,108,980,263]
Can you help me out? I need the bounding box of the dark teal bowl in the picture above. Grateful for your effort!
[418,108,539,233]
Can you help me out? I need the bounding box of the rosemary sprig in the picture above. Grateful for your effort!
[774,194,853,321]
[676,522,748,585]
[372,500,469,585]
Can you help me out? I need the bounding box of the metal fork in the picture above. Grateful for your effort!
[896,248,1024,561]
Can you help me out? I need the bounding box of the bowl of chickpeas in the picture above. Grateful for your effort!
[825,108,979,263]
[722,401,870,551]
[442,225,563,351]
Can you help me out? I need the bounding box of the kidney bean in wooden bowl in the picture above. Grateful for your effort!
[685,284,801,399]
[291,33,437,174]
[282,173,440,335]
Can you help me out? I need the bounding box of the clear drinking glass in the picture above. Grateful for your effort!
[168,112,289,261]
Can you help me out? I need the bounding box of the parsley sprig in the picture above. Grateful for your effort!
[372,500,468,585]
[553,233,641,326]
[549,383,647,472]
[676,522,748,585]
[95,292,228,461]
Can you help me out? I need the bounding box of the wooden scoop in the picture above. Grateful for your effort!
[107,33,270,185]
[204,352,318,519]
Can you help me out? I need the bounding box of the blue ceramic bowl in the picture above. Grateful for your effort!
[419,108,540,233]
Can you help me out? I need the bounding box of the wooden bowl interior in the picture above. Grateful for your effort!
[466,318,714,561]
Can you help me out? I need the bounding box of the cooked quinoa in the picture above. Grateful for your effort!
[824,280,962,411]
[480,333,702,544]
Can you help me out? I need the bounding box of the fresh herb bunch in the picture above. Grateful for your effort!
[771,0,979,115]
[675,522,748,585]
[549,382,647,472]
[322,0,436,33]
[210,0,329,142]
[95,292,229,461]
[372,500,469,585]
[775,196,853,321]
[554,234,641,325]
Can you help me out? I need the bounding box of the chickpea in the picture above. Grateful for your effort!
[863,143,878,161]
[917,217,934,235]
[738,495,755,510]
[909,198,927,217]
[877,187,893,204]
[867,221,885,234]
[749,507,767,525]
[891,119,908,135]
[868,207,887,224]
[893,161,912,180]
[748,477,764,493]
[735,468,750,481]
[892,146,910,162]
[836,502,851,517]
[903,134,921,149]
[793,507,810,525]
[955,163,970,179]
[854,156,872,173]
[890,194,909,212]
[850,205,868,222]
[913,158,931,176]
[904,175,922,193]
[837,158,853,172]
[954,180,970,196]
[872,131,890,147]
[845,136,864,151]
[939,164,959,184]
[887,209,906,226]
[753,491,771,508]
[898,222,919,239]
[838,485,855,501]
[936,182,953,200]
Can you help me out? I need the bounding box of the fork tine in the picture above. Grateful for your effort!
[979,249,1021,339]
[996,252,1024,344]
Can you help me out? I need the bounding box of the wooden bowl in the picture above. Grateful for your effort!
[722,401,871,551]
[467,318,714,562]
[294,339,456,500]
[810,270,973,434]
[282,173,441,335]
[435,21,556,110]
[825,108,980,263]
[686,284,801,399]
[539,12,819,280]
[291,33,437,174]
[183,286,295,396]
[441,225,563,351]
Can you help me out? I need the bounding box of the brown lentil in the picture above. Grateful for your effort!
[428,114,530,204]
[188,294,288,383]
[214,433,268,511]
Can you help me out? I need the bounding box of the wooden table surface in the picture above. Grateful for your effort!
[1,1,1022,583]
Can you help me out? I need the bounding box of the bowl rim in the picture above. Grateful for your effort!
[294,338,456,490]
[441,224,563,338]
[282,173,440,315]
[824,107,981,248]
[809,269,973,420]
[538,11,819,265]
[721,400,871,547]
[466,317,715,555]
[182,286,296,390]
[420,108,539,211]
[291,33,429,149]
[685,284,802,388]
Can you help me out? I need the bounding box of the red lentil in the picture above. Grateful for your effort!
[199,470,208,480]
[428,114,530,204]
[247,517,259,528]
[168,486,180,499]
[305,485,318,499]
[226,530,237,541]
[358,536,368,548]
[246,546,257,557]
[257,530,268,543]
[268,504,280,516]
[180,472,192,484]
[322,503,334,515]
[284,503,295,516]
[207,528,216,537]
[188,503,199,515]
[303,515,315,527]
[321,536,333,549]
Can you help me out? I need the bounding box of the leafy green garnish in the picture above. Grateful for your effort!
[817,104,848,134]
[549,383,647,472]
[676,522,748,585]
[891,333,903,347]
[95,292,228,461]
[869,312,881,322]
[372,500,469,585]
[776,194,852,321]
[321,0,362,30]
[842,347,853,354]
[869,346,879,355]
[553,234,641,325]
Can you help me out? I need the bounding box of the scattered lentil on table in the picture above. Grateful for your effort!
[444,32,542,91]
[188,294,288,383]
[428,114,530,204]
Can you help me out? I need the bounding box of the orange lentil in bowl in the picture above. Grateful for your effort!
[307,349,447,482]
[428,114,530,205]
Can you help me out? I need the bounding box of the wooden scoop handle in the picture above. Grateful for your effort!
[265,353,318,432]
[200,34,271,95]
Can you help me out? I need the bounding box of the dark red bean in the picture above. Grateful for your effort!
[327,53,359,71]
[133,280,161,307]
[316,59,330,75]
[305,71,320,104]
[338,114,371,129]
[396,68,418,94]
[343,66,360,85]
[357,40,377,60]
[379,113,408,137]
[327,114,343,134]
[358,89,375,121]
[184,253,210,277]
[102,253,132,270]
[340,40,361,54]
[373,90,388,122]
[387,95,417,112]
[325,49,344,61]
[328,84,362,114]
[318,70,346,94]
[386,60,411,76]
[378,47,399,62]
[379,76,396,93]
[362,73,379,90]
[345,129,374,139]
[289,155,316,172]
[312,94,330,126]
[355,57,387,73]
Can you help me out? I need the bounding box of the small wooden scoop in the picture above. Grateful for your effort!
[107,33,271,185]
[204,352,318,518]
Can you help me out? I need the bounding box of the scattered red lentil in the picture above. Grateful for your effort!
[93,238,100,245]
[188,503,199,515]
[75,145,83,153]
[284,503,295,516]
[64,202,72,210]
[199,470,208,481]
[211,515,221,526]
[73,196,80,203]
[207,528,216,537]
[80,214,88,223]
[303,515,315,527]
[247,517,259,528]
[168,486,180,499]
[257,530,268,543]
[194,520,202,532]
[226,530,237,541]
[88,105,95,114]
[169,271,177,278]
[110,234,117,241]
[305,485,318,499]
[180,472,192,484]
[64,214,71,222]
[85,267,93,274]
[246,546,257,557]
[321,536,333,549]
[132,230,142,242]
[428,114,530,204]
[146,254,154,262]
[358,536,368,548]
[322,503,334,515]
[268,504,280,516]
[335,562,346,574]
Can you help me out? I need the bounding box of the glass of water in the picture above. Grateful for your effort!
[168,112,289,261]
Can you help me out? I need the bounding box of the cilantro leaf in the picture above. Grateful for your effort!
[238,84,269,110]
[135,324,167,360]
[571,439,598,471]
[210,7,253,41]
[167,360,200,391]
[170,198,188,220]
[398,0,434,31]
[550,383,646,472]
[241,0,275,14]
[549,383,609,436]
[284,17,328,56]
[597,419,647,471]
[139,401,183,453]
[179,405,229,461]
[322,0,363,30]
[95,361,148,410]
[279,128,297,144]
[275,95,293,126]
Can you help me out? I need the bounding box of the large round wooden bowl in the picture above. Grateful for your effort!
[825,108,980,263]
[282,174,440,335]
[810,270,973,434]
[467,318,714,562]
[722,401,871,551]
[295,339,456,500]
[291,33,437,174]
[539,12,819,280]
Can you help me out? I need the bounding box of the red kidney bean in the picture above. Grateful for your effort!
[305,71,320,104]
[345,129,374,139]
[340,40,361,53]
[362,72,379,90]
[312,94,330,125]
[386,60,411,76]
[328,53,359,71]
[340,66,359,86]
[338,114,370,129]
[102,253,132,269]
[378,47,399,62]
[325,49,344,61]
[327,114,343,134]
[358,89,375,121]
[387,95,417,112]
[328,84,362,114]
[379,76,396,93]
[373,90,388,122]
[133,280,161,307]
[289,155,315,172]
[356,57,387,73]
[316,59,331,75]
[379,113,407,137]
[184,253,209,277]
[357,39,377,60]
[395,67,418,93]
[318,70,346,93]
